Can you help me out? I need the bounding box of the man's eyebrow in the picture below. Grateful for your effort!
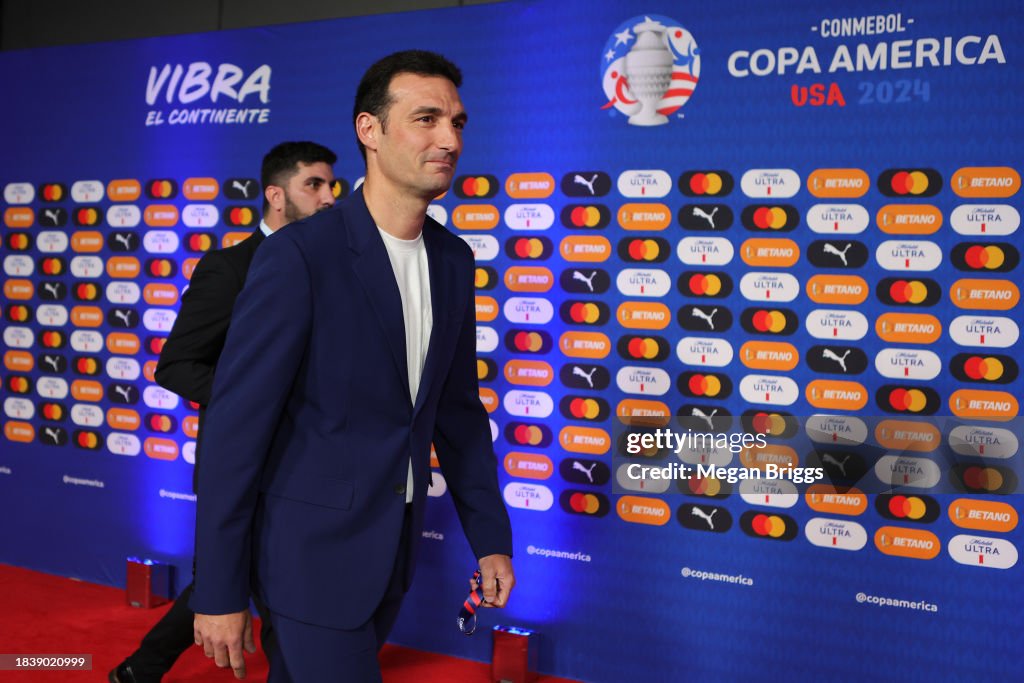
[409,105,469,124]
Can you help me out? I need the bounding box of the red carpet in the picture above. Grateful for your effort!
[0,564,575,682]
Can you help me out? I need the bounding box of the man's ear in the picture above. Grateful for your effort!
[265,184,284,213]
[355,112,380,152]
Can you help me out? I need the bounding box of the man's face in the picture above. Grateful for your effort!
[282,161,336,223]
[373,73,466,200]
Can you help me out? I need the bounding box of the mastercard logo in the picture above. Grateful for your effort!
[454,175,499,198]
[505,330,552,354]
[950,353,1017,384]
[224,206,258,227]
[951,242,1019,272]
[951,279,1020,311]
[38,257,65,276]
[877,169,942,198]
[40,330,66,349]
[875,313,942,344]
[38,183,67,201]
[107,179,142,202]
[503,266,553,293]
[804,485,868,516]
[73,430,102,450]
[950,166,1021,198]
[6,376,32,394]
[560,396,609,422]
[806,241,869,269]
[39,425,68,447]
[678,203,734,231]
[679,171,734,197]
[876,278,941,307]
[186,232,216,253]
[452,204,499,230]
[503,359,552,387]
[807,168,869,198]
[73,356,101,376]
[876,204,943,235]
[617,335,669,362]
[741,205,799,232]
[678,372,732,399]
[145,179,178,199]
[5,305,32,323]
[146,258,176,278]
[505,422,553,448]
[559,425,610,455]
[741,410,797,438]
[72,283,100,302]
[560,300,609,326]
[679,474,732,498]
[560,236,611,263]
[559,363,610,391]
[562,204,610,229]
[5,232,32,251]
[4,279,34,300]
[475,266,499,290]
[73,207,103,227]
[617,203,671,231]
[506,236,552,260]
[874,527,941,560]
[740,511,797,541]
[559,331,611,359]
[877,386,940,415]
[146,413,177,434]
[477,357,498,382]
[106,408,141,431]
[182,177,219,201]
[949,388,1019,420]
[876,494,940,523]
[679,271,732,298]
[949,499,1019,533]
[740,308,798,335]
[505,172,555,199]
[739,341,799,372]
[617,237,670,263]
[616,496,671,526]
[559,490,610,517]
[41,403,66,421]
[950,465,1018,495]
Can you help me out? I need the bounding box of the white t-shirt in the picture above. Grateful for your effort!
[378,227,432,502]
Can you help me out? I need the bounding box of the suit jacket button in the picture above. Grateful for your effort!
[394,484,406,495]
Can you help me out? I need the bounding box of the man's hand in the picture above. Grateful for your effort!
[477,554,515,608]
[194,611,256,680]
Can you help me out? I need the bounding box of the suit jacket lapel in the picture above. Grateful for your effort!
[412,221,451,418]
[345,190,412,405]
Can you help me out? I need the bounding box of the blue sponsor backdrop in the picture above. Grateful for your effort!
[1,1,1021,680]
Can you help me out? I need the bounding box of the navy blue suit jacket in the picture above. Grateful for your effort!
[190,189,512,629]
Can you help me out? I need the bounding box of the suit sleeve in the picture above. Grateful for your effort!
[154,251,239,406]
[432,250,513,560]
[189,234,312,615]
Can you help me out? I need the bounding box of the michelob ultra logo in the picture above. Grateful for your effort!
[804,518,867,551]
[143,231,179,256]
[71,180,104,203]
[949,425,1018,459]
[951,279,1019,310]
[505,172,555,199]
[617,170,672,198]
[504,297,553,325]
[616,496,671,526]
[109,282,142,304]
[739,374,798,406]
[679,171,734,197]
[680,271,732,298]
[741,205,799,232]
[876,204,942,235]
[5,397,36,420]
[948,315,1019,348]
[677,237,734,266]
[562,204,610,229]
[805,485,868,516]
[678,204,732,231]
[877,278,941,307]
[108,206,141,228]
[740,169,800,199]
[950,353,1017,384]
[5,255,34,276]
[806,275,868,305]
[873,349,940,381]
[739,273,799,302]
[617,367,672,396]
[875,494,940,523]
[951,243,1019,272]
[741,238,799,267]
[949,389,1018,420]
[453,204,499,230]
[4,182,34,204]
[502,390,554,419]
[676,337,734,367]
[806,241,869,269]
[806,380,868,410]
[505,266,553,293]
[69,256,104,277]
[950,464,1018,495]
[949,499,1018,533]
[951,166,1021,198]
[560,236,611,262]
[476,327,497,353]
[182,205,220,228]
[561,171,612,198]
[877,169,941,197]
[875,313,941,344]
[503,482,553,511]
[3,327,34,350]
[617,203,671,231]
[874,526,941,560]
[805,415,867,446]
[950,205,1019,236]
[617,269,670,298]
[875,240,942,271]
[740,341,798,371]
[807,168,869,198]
[455,175,499,198]
[874,456,941,489]
[806,309,868,341]
[948,535,1019,570]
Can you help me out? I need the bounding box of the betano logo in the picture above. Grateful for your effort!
[739,341,798,371]
[452,204,499,230]
[107,408,141,431]
[559,426,610,455]
[806,380,868,410]
[807,169,869,198]
[4,351,33,373]
[4,207,34,228]
[876,204,942,235]
[805,485,868,516]
[478,388,499,414]
[560,331,611,359]
[806,275,868,305]
[504,266,553,293]
[949,389,1018,420]
[616,496,670,526]
[560,236,611,262]
[504,452,553,480]
[143,205,178,227]
[951,279,1019,311]
[617,302,670,330]
[183,177,219,200]
[475,296,499,322]
[505,173,554,199]
[874,526,940,560]
[949,499,1018,533]
[679,171,733,197]
[503,360,553,387]
[951,166,1021,198]
[4,279,33,300]
[616,399,671,427]
[106,179,141,202]
[70,380,103,402]
[617,203,671,230]
[875,313,942,344]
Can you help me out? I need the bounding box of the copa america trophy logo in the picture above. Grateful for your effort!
[601,15,700,126]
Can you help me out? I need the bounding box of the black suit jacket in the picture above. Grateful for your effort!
[154,228,266,491]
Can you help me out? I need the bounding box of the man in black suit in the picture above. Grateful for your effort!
[110,141,338,683]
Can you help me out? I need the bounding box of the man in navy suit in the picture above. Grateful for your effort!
[190,50,515,681]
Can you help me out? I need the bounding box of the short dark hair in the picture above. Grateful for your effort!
[352,50,463,161]
[260,141,338,212]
